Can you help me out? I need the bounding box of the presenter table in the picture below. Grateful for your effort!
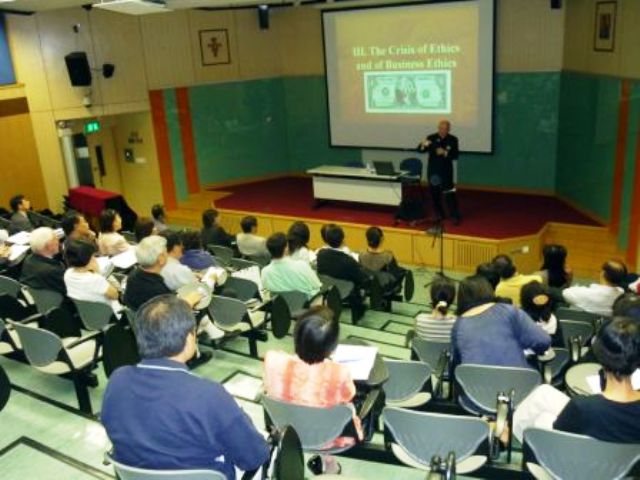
[307,166,409,207]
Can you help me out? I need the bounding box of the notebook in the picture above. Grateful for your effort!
[332,344,378,380]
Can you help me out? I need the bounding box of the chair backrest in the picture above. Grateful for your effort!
[455,364,541,413]
[523,428,640,480]
[404,269,415,302]
[399,157,423,177]
[0,275,21,298]
[271,295,292,340]
[556,307,602,326]
[207,245,234,264]
[384,407,489,468]
[273,291,307,314]
[559,320,594,348]
[73,299,113,331]
[0,364,10,412]
[208,295,247,330]
[262,396,353,451]
[247,253,271,268]
[223,276,259,302]
[229,257,259,271]
[103,324,140,378]
[383,359,431,403]
[9,321,63,368]
[412,337,451,370]
[23,286,63,315]
[325,286,343,322]
[274,426,305,480]
[105,453,227,480]
[318,274,354,300]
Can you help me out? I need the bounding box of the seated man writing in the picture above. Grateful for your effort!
[102,295,269,479]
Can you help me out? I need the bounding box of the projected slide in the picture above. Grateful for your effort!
[323,0,494,152]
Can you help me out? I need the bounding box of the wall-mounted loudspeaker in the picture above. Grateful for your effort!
[64,51,92,86]
[102,63,115,79]
[550,0,562,9]
[258,5,269,30]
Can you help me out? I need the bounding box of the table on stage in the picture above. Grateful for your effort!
[67,186,138,231]
[307,165,411,207]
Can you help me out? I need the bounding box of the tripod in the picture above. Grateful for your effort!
[426,218,452,283]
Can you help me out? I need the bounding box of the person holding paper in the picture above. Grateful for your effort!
[417,120,461,225]
[64,239,122,313]
[512,317,640,444]
[263,307,362,474]
[98,209,130,256]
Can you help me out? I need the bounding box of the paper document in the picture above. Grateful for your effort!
[231,266,263,299]
[111,248,137,269]
[223,374,263,402]
[7,231,31,246]
[202,266,228,289]
[332,344,378,380]
[9,244,30,262]
[96,256,114,277]
[586,368,639,393]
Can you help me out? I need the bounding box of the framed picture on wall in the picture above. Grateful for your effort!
[199,29,231,66]
[593,1,616,52]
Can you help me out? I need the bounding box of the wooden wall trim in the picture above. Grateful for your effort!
[0,97,28,117]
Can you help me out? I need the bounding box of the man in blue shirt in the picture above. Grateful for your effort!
[101,295,269,479]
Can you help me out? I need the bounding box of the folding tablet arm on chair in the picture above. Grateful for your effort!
[490,390,514,462]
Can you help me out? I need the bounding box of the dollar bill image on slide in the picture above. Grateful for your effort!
[364,70,452,114]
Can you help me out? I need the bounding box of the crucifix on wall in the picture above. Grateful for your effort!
[199,29,231,66]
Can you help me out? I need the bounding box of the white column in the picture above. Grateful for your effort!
[58,126,79,188]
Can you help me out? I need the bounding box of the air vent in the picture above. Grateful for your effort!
[94,0,170,15]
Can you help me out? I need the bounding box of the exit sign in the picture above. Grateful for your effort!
[84,120,100,134]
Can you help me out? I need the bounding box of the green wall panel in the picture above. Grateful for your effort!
[555,73,620,222]
[283,76,361,170]
[618,81,640,248]
[164,89,189,202]
[190,78,290,184]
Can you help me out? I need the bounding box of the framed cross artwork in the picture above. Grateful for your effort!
[593,1,616,52]
[199,29,231,66]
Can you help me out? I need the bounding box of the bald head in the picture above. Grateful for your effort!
[601,260,627,287]
[438,120,451,137]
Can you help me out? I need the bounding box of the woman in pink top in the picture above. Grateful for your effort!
[264,306,362,474]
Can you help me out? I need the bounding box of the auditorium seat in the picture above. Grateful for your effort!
[208,295,266,357]
[228,257,260,272]
[223,276,260,302]
[269,294,293,339]
[206,244,234,266]
[383,407,490,475]
[73,299,115,331]
[9,319,101,414]
[104,452,226,480]
[23,286,63,315]
[523,428,640,480]
[0,275,22,298]
[381,359,432,408]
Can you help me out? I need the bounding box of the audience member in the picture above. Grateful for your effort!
[236,216,268,257]
[538,244,573,289]
[160,230,198,291]
[201,209,234,249]
[151,204,168,233]
[613,292,640,320]
[453,275,551,371]
[563,260,626,316]
[261,233,322,300]
[359,226,406,292]
[475,262,500,291]
[102,295,269,478]
[513,317,640,443]
[317,224,369,289]
[98,209,130,256]
[520,281,564,348]
[264,306,362,471]
[61,211,96,248]
[134,217,157,243]
[414,277,456,342]
[20,227,66,294]
[0,230,10,267]
[493,254,543,306]
[180,230,219,271]
[8,194,34,234]
[287,221,316,265]
[64,239,121,312]
[318,223,358,260]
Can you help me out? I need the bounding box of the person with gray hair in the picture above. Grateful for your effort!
[20,226,66,294]
[101,295,269,479]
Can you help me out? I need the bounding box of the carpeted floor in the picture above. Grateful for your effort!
[212,177,601,239]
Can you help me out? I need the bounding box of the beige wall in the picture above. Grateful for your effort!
[564,0,640,78]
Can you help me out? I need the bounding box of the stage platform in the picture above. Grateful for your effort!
[168,176,621,278]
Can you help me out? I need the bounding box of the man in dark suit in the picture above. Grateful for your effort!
[8,194,35,234]
[317,224,370,290]
[20,227,66,294]
[200,208,235,250]
[417,120,461,225]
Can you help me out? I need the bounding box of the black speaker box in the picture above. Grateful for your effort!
[551,0,562,9]
[258,5,269,30]
[64,51,92,87]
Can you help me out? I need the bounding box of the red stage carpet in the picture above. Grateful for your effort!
[212,177,600,239]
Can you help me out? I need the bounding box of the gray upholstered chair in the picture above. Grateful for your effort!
[228,257,260,271]
[383,407,490,475]
[23,286,63,315]
[0,275,22,298]
[223,276,259,302]
[523,427,640,480]
[206,245,234,266]
[262,395,356,455]
[104,452,226,480]
[208,295,265,357]
[272,290,308,316]
[382,359,432,408]
[9,319,100,414]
